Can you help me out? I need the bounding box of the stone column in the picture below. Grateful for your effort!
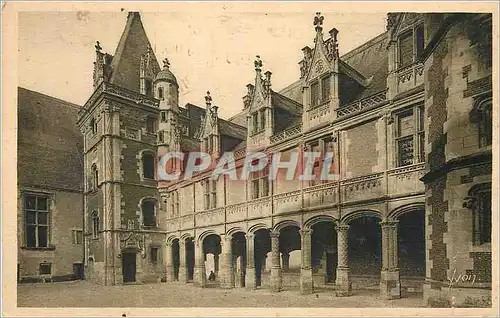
[165,242,174,282]
[245,233,256,290]
[270,230,282,293]
[178,239,187,284]
[380,220,401,299]
[335,224,351,296]
[282,252,290,271]
[214,254,219,276]
[194,241,206,288]
[220,235,234,288]
[300,229,314,294]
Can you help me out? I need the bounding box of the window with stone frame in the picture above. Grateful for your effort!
[251,166,270,199]
[142,152,155,179]
[471,97,493,147]
[24,194,50,248]
[72,229,83,245]
[91,211,99,239]
[308,137,334,186]
[160,110,167,123]
[146,117,157,134]
[470,184,492,245]
[252,112,259,134]
[321,75,331,103]
[150,246,159,263]
[39,263,52,275]
[158,87,164,100]
[310,80,320,107]
[203,179,217,209]
[398,24,424,68]
[168,190,179,217]
[395,104,425,167]
[141,199,156,227]
[260,110,266,131]
[90,164,98,192]
[90,118,98,135]
[145,79,153,97]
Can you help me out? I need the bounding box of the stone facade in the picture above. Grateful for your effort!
[17,11,491,308]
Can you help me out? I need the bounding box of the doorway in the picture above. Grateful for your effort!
[122,252,137,283]
[73,263,84,280]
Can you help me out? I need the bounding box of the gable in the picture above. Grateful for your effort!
[305,35,333,82]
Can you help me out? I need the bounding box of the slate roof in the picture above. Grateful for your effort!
[109,12,161,93]
[17,87,83,191]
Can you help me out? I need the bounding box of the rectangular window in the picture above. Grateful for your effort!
[204,181,210,210]
[251,172,260,200]
[399,30,414,67]
[145,79,153,97]
[396,110,414,166]
[260,110,266,130]
[72,230,83,245]
[150,247,159,263]
[210,180,217,209]
[252,113,258,134]
[418,106,425,162]
[158,131,164,143]
[261,166,270,197]
[310,81,320,107]
[24,195,49,248]
[39,263,52,275]
[146,118,156,134]
[161,111,167,123]
[474,189,492,245]
[416,25,425,59]
[321,76,331,102]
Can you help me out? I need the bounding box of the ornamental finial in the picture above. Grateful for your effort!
[254,55,263,72]
[163,57,170,69]
[205,91,212,107]
[95,41,102,52]
[314,12,324,32]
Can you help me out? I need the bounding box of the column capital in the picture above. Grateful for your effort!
[300,229,312,237]
[245,233,255,240]
[270,230,280,238]
[335,224,349,232]
[380,219,399,227]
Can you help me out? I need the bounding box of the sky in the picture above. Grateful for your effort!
[18,11,387,120]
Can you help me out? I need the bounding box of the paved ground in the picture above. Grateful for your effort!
[17,280,424,308]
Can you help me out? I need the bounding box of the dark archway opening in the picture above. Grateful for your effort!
[348,216,382,277]
[312,222,337,283]
[232,232,247,287]
[254,229,270,287]
[186,238,195,281]
[172,239,180,280]
[398,209,425,277]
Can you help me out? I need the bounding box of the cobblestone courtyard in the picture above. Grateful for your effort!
[18,281,424,308]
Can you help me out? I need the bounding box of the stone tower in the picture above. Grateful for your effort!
[77,12,167,285]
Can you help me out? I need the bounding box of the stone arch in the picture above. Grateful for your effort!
[273,220,301,233]
[197,229,220,244]
[226,226,246,238]
[248,223,268,234]
[167,235,178,245]
[180,232,194,242]
[304,214,337,229]
[388,202,425,220]
[341,209,382,224]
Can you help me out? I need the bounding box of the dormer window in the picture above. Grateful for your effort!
[145,79,153,97]
[321,76,331,102]
[260,111,266,130]
[398,24,424,68]
[311,81,320,107]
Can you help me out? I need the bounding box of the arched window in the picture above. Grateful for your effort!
[142,152,155,179]
[91,211,99,239]
[470,96,492,147]
[158,87,164,100]
[141,199,156,227]
[91,164,98,191]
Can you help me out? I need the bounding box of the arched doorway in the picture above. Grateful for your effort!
[203,234,221,285]
[278,225,301,291]
[232,232,246,288]
[254,229,270,287]
[172,239,180,281]
[348,214,382,291]
[311,221,337,283]
[186,238,195,281]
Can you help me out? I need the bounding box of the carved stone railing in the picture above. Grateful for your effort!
[196,207,225,227]
[337,90,387,117]
[250,131,266,146]
[270,124,302,144]
[387,163,426,195]
[273,190,301,214]
[226,202,247,222]
[308,101,331,120]
[303,181,338,208]
[396,62,424,94]
[340,172,385,202]
[247,196,272,219]
[83,81,160,110]
[234,148,246,159]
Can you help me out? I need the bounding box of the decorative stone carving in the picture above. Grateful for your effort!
[463,196,477,209]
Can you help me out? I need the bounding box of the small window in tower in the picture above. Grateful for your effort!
[146,117,156,134]
[161,111,167,123]
[158,87,164,100]
[90,118,97,135]
[150,246,159,263]
[142,152,155,179]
